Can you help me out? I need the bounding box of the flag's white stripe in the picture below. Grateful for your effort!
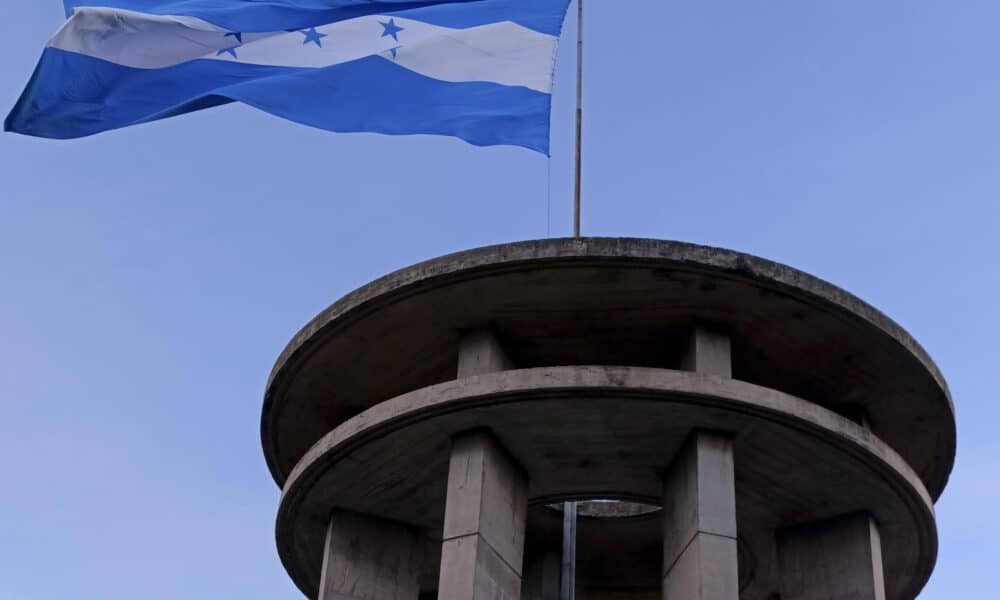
[49,7,558,93]
[50,8,230,65]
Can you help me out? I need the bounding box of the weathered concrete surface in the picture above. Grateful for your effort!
[261,238,954,502]
[458,328,515,378]
[680,326,732,378]
[318,510,420,600]
[263,239,955,600]
[778,513,886,600]
[439,535,522,600]
[276,366,935,600]
[438,431,528,600]
[664,535,739,600]
[662,433,738,600]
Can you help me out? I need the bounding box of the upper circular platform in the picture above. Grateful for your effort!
[261,237,955,498]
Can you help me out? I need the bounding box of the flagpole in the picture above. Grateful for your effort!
[573,0,583,238]
[561,501,577,600]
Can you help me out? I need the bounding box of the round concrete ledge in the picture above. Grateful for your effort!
[276,367,937,600]
[261,238,955,500]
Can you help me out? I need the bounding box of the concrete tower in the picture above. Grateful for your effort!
[261,238,954,600]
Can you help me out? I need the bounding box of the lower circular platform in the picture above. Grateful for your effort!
[276,367,936,600]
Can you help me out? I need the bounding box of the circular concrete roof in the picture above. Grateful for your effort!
[276,367,937,600]
[261,238,955,498]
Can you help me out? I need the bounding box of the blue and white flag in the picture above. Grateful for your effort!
[5,1,571,153]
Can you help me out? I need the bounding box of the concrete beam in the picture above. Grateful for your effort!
[439,430,529,600]
[681,326,732,378]
[662,432,739,600]
[458,327,515,379]
[777,513,886,600]
[318,510,420,600]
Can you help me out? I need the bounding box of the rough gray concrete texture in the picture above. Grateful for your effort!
[318,510,421,600]
[263,238,956,600]
[441,431,528,580]
[569,501,659,519]
[261,238,955,500]
[276,366,935,600]
[663,534,740,600]
[778,513,887,600]
[439,535,521,600]
[680,327,732,378]
[661,433,739,600]
[662,434,738,579]
[458,328,516,379]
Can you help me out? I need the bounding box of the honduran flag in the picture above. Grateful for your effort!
[5,1,571,153]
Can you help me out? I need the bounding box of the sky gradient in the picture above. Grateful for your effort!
[1,1,997,598]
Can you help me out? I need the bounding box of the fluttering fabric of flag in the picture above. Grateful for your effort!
[5,1,571,153]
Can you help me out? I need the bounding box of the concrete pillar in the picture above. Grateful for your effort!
[458,327,514,379]
[661,433,739,600]
[681,325,731,378]
[777,513,886,600]
[438,430,529,600]
[318,510,421,600]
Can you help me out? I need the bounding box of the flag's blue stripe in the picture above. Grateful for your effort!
[62,1,571,36]
[5,47,552,153]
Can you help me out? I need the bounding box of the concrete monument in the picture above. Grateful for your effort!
[261,238,954,600]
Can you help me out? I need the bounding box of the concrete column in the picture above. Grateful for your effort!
[438,430,529,600]
[661,433,739,600]
[777,513,886,600]
[458,327,514,379]
[318,510,421,600]
[681,325,731,378]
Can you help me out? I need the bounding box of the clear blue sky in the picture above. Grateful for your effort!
[1,1,996,598]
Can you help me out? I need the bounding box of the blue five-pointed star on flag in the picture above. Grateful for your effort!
[380,18,404,42]
[300,27,328,47]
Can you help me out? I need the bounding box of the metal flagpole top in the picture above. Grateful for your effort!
[573,0,583,238]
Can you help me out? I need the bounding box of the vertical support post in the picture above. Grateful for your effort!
[318,510,421,600]
[458,328,514,379]
[573,0,584,238]
[438,430,529,600]
[560,502,577,600]
[661,433,739,600]
[777,513,887,600]
[681,325,732,378]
